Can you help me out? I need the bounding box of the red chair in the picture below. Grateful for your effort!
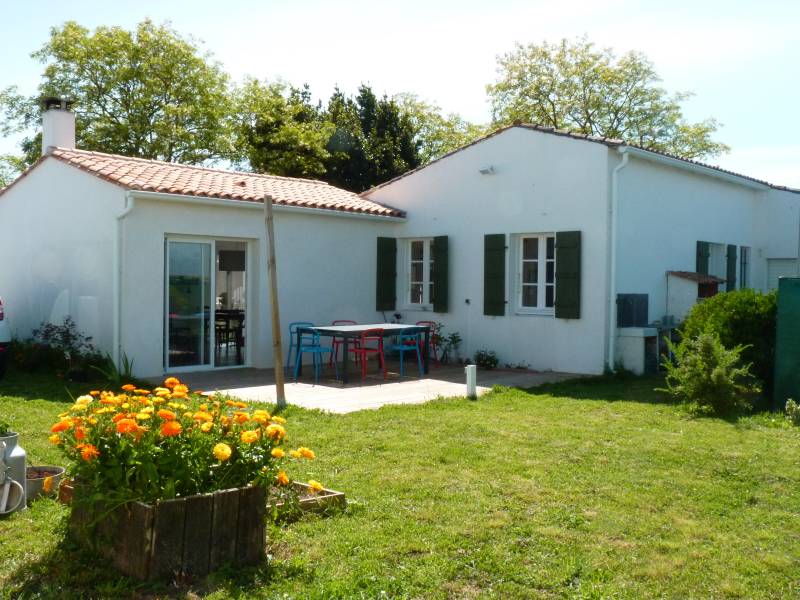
[348,328,386,381]
[329,320,358,366]
[415,321,440,367]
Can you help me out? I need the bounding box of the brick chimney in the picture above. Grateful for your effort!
[41,97,75,156]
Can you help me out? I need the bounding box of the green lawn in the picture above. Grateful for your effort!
[1,368,800,599]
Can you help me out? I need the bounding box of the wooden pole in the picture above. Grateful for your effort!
[264,194,286,408]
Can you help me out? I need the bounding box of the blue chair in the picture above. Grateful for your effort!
[293,328,338,383]
[387,327,423,378]
[286,321,315,377]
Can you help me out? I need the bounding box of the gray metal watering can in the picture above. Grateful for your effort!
[0,440,25,515]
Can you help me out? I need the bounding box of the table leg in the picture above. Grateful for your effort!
[341,338,349,385]
[296,330,302,377]
[423,328,430,375]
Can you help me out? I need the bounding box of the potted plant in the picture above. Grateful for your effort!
[49,378,325,580]
[26,465,65,502]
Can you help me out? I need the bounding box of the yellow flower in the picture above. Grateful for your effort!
[289,449,301,459]
[213,443,232,461]
[200,421,213,432]
[240,430,259,444]
[48,434,61,445]
[42,476,54,493]
[308,480,323,494]
[193,411,213,422]
[76,395,93,405]
[271,415,287,424]
[164,377,181,389]
[234,412,250,424]
[265,424,286,441]
[271,448,285,459]
[298,447,316,460]
[134,389,151,395]
[183,411,194,418]
[276,470,290,486]
[135,412,151,421]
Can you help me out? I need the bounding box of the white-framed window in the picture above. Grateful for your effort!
[518,234,556,313]
[740,246,750,288]
[407,238,435,306]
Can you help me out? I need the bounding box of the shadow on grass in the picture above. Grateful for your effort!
[0,365,142,405]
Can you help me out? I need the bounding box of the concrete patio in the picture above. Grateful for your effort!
[163,362,579,414]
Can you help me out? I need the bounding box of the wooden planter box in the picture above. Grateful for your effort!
[66,484,266,581]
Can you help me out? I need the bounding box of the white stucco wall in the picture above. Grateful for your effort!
[613,154,794,322]
[0,158,123,351]
[368,127,611,374]
[121,197,394,377]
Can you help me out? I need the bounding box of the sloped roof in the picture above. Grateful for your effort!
[1,147,404,218]
[361,123,800,196]
[667,271,726,284]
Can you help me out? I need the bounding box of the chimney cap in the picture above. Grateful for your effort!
[41,96,74,111]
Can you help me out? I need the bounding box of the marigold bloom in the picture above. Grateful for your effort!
[234,412,250,424]
[240,430,259,444]
[116,418,139,435]
[200,421,214,432]
[135,412,151,421]
[289,449,301,459]
[213,443,232,461]
[193,411,213,422]
[276,470,290,486]
[157,409,176,421]
[42,476,54,493]
[48,434,61,445]
[74,426,87,441]
[89,390,100,396]
[112,413,129,423]
[134,389,150,395]
[155,390,171,398]
[80,444,100,461]
[160,420,183,437]
[121,384,136,391]
[50,420,72,433]
[173,384,189,395]
[252,414,270,425]
[100,397,120,405]
[298,447,315,460]
[271,447,285,459]
[307,480,323,493]
[265,424,286,441]
[271,415,287,424]
[164,377,181,389]
[76,395,93,405]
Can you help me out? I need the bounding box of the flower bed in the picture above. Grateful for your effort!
[48,377,323,579]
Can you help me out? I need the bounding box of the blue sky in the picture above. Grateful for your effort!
[2,0,798,186]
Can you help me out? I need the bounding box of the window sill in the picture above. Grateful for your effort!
[514,308,555,317]
[402,304,434,312]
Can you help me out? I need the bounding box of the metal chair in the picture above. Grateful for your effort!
[293,328,338,383]
[415,321,440,367]
[348,328,386,381]
[387,327,423,378]
[286,321,315,377]
[329,320,358,366]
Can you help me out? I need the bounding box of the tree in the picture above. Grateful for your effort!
[231,79,332,178]
[0,155,25,188]
[487,38,729,159]
[393,93,486,163]
[2,20,232,168]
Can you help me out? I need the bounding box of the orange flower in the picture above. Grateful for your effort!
[271,448,285,459]
[240,430,259,444]
[160,420,183,437]
[134,389,151,395]
[298,447,315,460]
[116,418,138,435]
[89,390,100,396]
[193,411,213,422]
[164,377,180,389]
[50,420,72,433]
[265,424,286,441]
[100,397,120,405]
[112,412,129,423]
[307,480,323,493]
[42,476,54,493]
[74,426,87,441]
[234,412,250,424]
[276,471,290,486]
[121,384,136,392]
[157,409,176,421]
[80,444,100,461]
[173,384,189,395]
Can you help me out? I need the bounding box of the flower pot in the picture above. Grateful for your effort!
[65,483,266,581]
[26,466,65,503]
[0,432,27,511]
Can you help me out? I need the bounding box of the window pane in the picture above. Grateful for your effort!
[410,240,424,260]
[410,284,423,304]
[522,261,538,284]
[546,236,555,259]
[522,237,538,260]
[545,285,555,308]
[410,262,424,282]
[522,285,537,307]
[546,261,555,283]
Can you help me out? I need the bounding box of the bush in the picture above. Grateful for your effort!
[785,399,800,426]
[12,317,105,380]
[681,289,776,395]
[474,349,499,370]
[661,332,759,415]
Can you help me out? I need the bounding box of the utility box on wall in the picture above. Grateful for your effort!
[773,277,800,411]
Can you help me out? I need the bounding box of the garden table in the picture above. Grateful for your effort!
[296,323,431,384]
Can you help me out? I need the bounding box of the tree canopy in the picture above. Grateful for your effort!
[487,38,728,159]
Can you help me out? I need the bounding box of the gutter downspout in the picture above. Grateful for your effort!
[608,147,629,371]
[113,192,136,368]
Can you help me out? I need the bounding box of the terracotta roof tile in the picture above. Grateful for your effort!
[667,271,726,284]
[41,148,404,218]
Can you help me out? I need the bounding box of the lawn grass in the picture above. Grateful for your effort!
[1,368,800,598]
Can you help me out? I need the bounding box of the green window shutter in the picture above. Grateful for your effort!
[555,231,581,319]
[432,235,449,313]
[696,241,710,275]
[483,234,506,316]
[726,244,737,291]
[376,237,397,311]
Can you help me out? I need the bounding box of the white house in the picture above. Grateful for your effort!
[1,103,798,377]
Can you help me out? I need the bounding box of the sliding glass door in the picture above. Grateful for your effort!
[165,240,213,369]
